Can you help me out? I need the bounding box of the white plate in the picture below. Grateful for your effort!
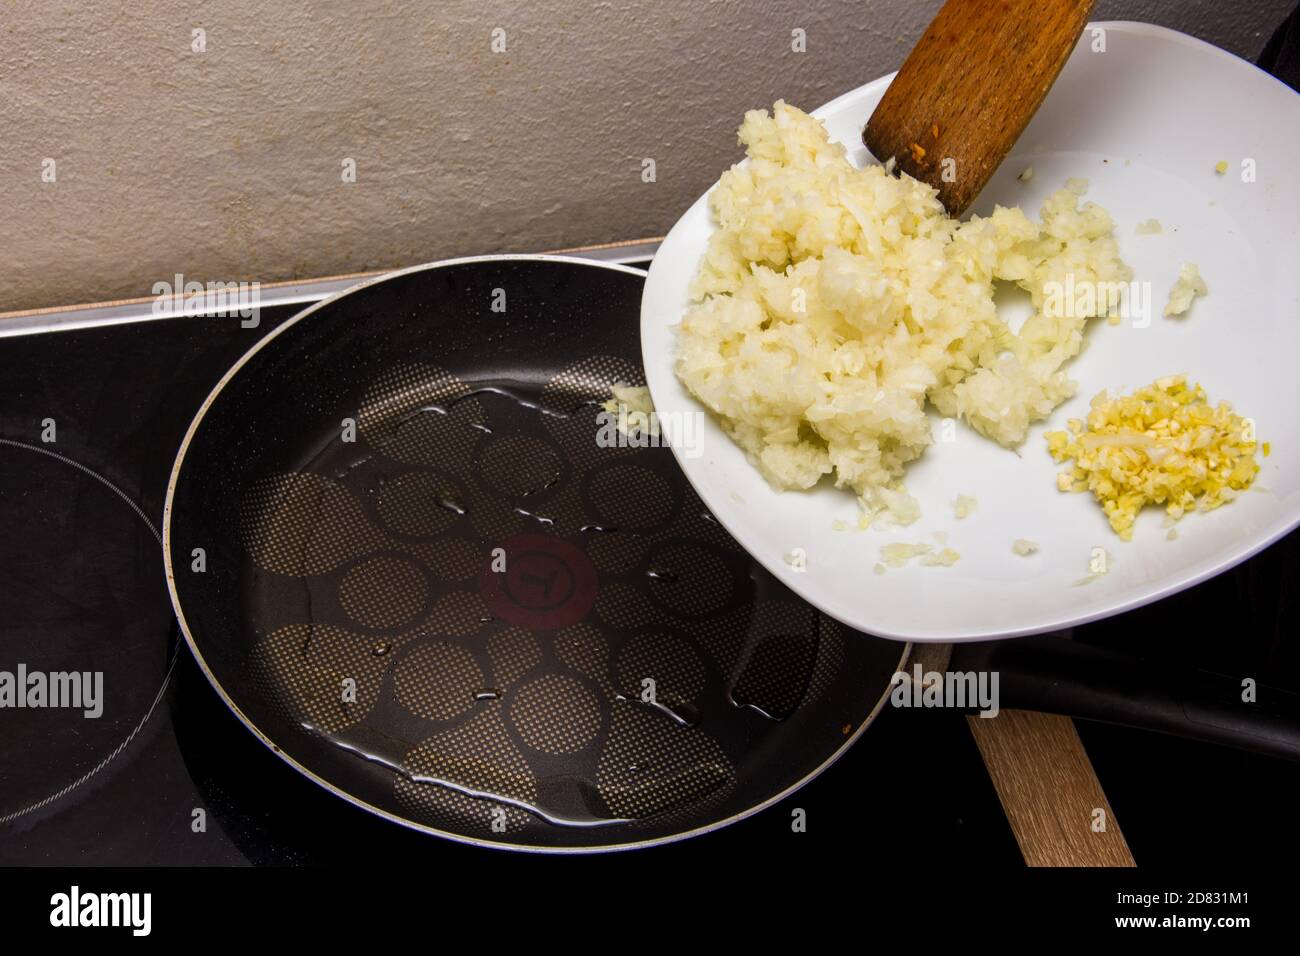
[641,22,1300,643]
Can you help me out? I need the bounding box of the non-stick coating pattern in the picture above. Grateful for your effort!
[166,257,905,851]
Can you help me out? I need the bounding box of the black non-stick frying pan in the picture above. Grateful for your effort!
[165,256,1300,853]
[164,257,910,851]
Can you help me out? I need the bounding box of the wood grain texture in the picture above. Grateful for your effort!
[863,0,1096,214]
[968,710,1135,867]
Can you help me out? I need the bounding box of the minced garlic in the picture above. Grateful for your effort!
[921,547,961,567]
[1046,375,1260,540]
[1164,263,1207,317]
[601,384,658,437]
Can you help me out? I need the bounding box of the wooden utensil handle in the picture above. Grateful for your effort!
[968,710,1135,867]
[864,0,1096,215]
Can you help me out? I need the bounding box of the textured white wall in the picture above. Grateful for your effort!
[0,0,1292,311]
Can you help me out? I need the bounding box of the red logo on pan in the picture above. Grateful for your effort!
[479,534,597,629]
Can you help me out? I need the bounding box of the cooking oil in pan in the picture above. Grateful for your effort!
[248,371,836,836]
[303,720,633,828]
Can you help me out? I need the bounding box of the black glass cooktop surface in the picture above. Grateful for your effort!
[0,276,1297,868]
[0,286,1017,865]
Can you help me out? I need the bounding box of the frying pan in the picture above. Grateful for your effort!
[165,256,1300,852]
[164,256,908,851]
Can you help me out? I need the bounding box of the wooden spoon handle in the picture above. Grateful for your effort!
[863,0,1096,215]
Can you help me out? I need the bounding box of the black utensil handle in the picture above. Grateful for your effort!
[949,635,1300,762]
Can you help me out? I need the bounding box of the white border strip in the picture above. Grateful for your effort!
[0,240,663,339]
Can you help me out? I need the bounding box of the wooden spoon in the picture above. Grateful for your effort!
[863,0,1096,215]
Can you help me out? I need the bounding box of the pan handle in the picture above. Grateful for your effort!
[948,635,1300,762]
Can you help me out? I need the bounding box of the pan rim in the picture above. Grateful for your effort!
[162,253,910,853]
